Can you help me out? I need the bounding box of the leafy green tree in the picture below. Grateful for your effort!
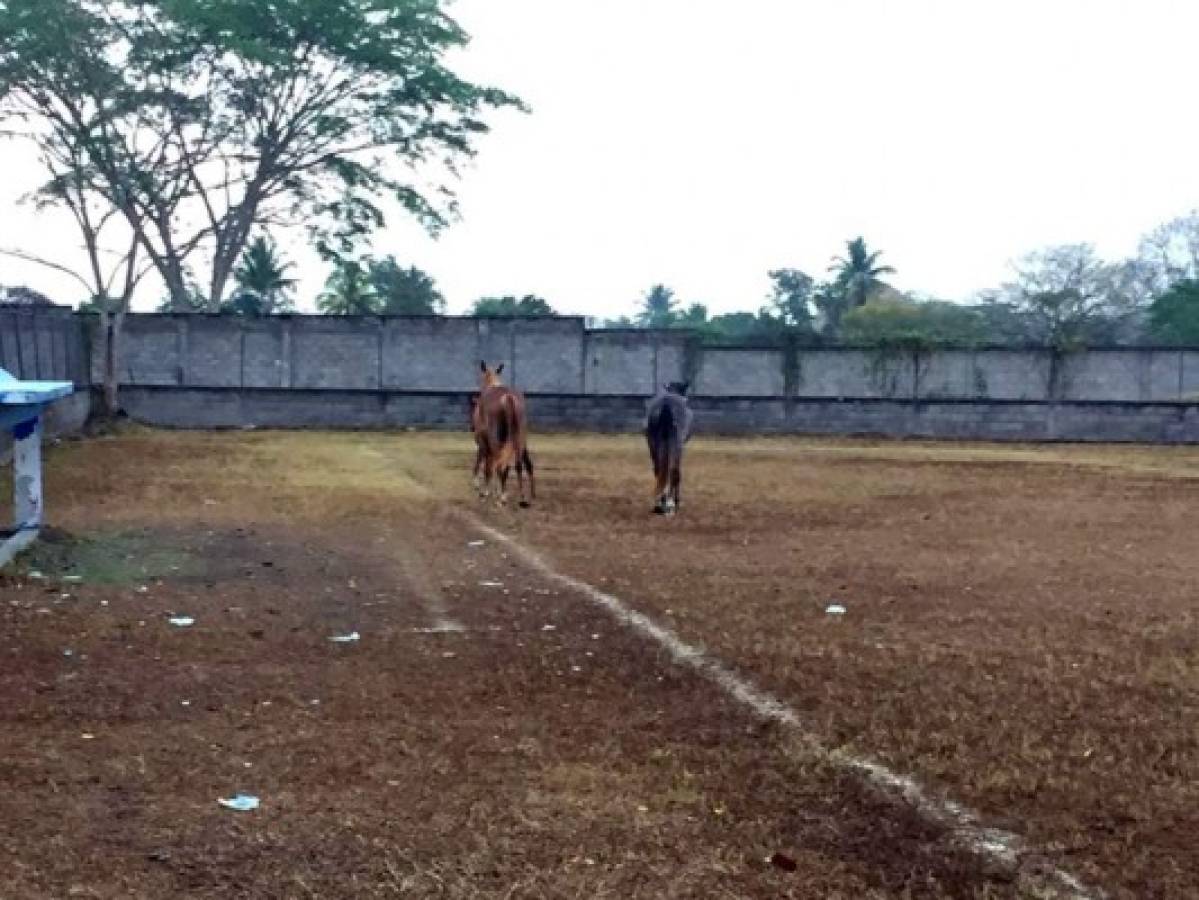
[1147,280,1199,345]
[708,311,788,343]
[367,257,445,315]
[0,285,55,305]
[222,237,296,316]
[636,284,679,328]
[668,302,724,342]
[813,280,850,337]
[155,288,208,314]
[841,298,988,348]
[0,0,521,310]
[766,269,815,330]
[317,262,380,316]
[471,295,556,317]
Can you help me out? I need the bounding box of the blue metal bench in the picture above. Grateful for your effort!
[1,366,74,567]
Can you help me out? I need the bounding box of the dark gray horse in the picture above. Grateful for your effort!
[645,381,693,515]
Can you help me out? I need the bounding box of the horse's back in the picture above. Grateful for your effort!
[647,393,691,443]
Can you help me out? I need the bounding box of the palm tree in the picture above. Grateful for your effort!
[317,261,380,315]
[227,237,297,315]
[830,237,896,310]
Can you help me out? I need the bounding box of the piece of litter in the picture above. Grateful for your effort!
[137,586,149,594]
[28,571,44,580]
[541,624,557,632]
[571,666,582,673]
[217,794,260,812]
[825,604,847,616]
[168,616,195,627]
[467,540,485,548]
[100,600,109,607]
[479,581,503,588]
[80,733,95,740]
[180,700,191,707]
[329,632,360,643]
[768,852,798,872]
[63,649,74,657]
[442,651,457,659]
[61,575,83,583]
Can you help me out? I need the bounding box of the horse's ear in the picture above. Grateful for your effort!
[496,363,504,375]
[479,360,487,372]
[680,381,690,395]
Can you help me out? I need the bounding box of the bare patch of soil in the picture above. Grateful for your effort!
[4,429,1196,897]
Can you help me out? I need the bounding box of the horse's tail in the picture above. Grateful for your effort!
[493,391,522,471]
[495,402,510,448]
[648,400,674,495]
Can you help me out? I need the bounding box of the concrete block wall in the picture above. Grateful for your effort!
[7,310,1195,442]
[83,313,1199,407]
[695,348,785,396]
[90,314,593,395]
[581,329,687,394]
[0,304,87,384]
[0,306,91,459]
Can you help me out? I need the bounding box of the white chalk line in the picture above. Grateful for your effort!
[467,516,1101,900]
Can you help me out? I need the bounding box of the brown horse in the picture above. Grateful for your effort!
[471,361,535,507]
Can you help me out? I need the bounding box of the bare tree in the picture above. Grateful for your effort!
[994,244,1130,349]
[1138,211,1199,293]
[0,132,151,415]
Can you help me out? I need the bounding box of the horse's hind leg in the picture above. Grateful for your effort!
[522,448,536,501]
[480,455,495,500]
[472,444,485,493]
[668,459,682,514]
[515,449,531,508]
[652,453,670,514]
[497,464,511,505]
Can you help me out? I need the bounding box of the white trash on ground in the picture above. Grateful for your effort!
[825,604,847,616]
[168,616,195,627]
[329,631,361,643]
[217,794,260,811]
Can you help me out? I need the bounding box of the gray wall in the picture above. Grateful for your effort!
[0,305,91,461]
[0,304,88,384]
[88,314,1199,406]
[6,310,1199,441]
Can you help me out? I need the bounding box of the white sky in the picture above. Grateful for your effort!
[2,0,1199,317]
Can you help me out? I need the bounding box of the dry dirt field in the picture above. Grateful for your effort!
[1,427,1197,899]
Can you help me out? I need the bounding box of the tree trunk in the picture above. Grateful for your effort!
[99,309,125,417]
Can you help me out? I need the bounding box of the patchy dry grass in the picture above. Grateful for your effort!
[2,428,1197,897]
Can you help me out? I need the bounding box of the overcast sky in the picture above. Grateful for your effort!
[2,0,1199,317]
